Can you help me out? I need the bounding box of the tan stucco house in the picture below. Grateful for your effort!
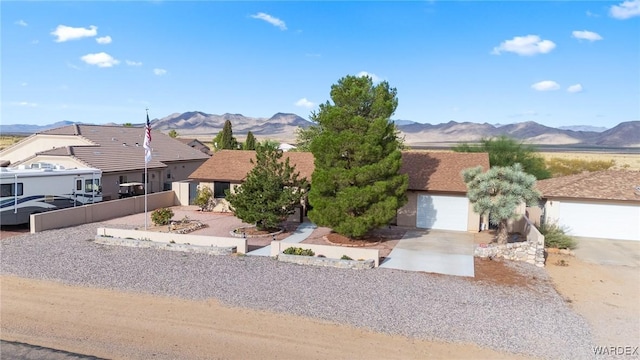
[0,124,210,200]
[535,170,640,241]
[189,150,489,232]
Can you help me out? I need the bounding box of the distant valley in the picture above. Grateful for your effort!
[1,112,639,148]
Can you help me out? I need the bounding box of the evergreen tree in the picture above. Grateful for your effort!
[307,75,408,238]
[226,143,309,230]
[244,131,256,150]
[462,163,540,244]
[453,136,551,180]
[212,120,238,151]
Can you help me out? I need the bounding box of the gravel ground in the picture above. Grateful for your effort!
[1,223,594,359]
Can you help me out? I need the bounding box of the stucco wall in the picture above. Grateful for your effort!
[30,190,178,233]
[397,191,418,227]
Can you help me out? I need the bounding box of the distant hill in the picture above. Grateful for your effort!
[151,112,311,142]
[0,121,80,135]
[558,125,608,132]
[2,113,638,147]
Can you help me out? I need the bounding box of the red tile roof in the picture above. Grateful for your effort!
[400,151,490,192]
[190,150,490,193]
[33,124,210,172]
[536,170,640,202]
[189,150,315,182]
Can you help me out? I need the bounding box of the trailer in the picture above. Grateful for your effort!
[0,163,102,225]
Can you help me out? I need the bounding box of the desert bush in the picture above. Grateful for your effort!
[151,207,174,226]
[194,185,214,211]
[282,247,315,256]
[546,158,615,177]
[539,222,577,250]
[340,255,353,260]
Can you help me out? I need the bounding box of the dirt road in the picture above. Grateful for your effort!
[0,276,533,360]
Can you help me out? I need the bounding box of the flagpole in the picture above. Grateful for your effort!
[144,108,149,231]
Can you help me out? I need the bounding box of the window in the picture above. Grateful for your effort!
[214,182,230,198]
[1,183,23,197]
[85,179,101,193]
[119,175,127,184]
[76,179,83,191]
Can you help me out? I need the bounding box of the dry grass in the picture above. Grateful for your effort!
[539,152,640,171]
[0,136,26,151]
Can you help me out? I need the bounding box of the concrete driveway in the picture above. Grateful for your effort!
[573,237,640,267]
[379,229,475,277]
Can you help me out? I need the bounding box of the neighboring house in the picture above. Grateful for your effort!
[535,170,640,241]
[176,138,212,156]
[0,124,210,200]
[189,150,490,232]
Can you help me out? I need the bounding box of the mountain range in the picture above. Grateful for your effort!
[1,112,639,148]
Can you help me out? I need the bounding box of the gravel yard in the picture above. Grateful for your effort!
[1,222,594,359]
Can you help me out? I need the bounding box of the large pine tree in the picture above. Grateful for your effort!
[308,75,408,238]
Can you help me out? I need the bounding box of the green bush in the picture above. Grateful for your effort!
[151,207,174,226]
[282,247,315,256]
[546,158,615,177]
[539,222,577,250]
[340,255,353,260]
[194,185,213,211]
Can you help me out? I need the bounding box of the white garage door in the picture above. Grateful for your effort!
[558,201,640,241]
[416,194,468,231]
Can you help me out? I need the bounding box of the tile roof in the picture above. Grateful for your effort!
[536,170,640,202]
[189,150,315,182]
[400,151,490,192]
[35,125,210,172]
[190,150,490,193]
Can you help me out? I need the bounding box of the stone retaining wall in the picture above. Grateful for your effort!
[94,236,236,256]
[277,253,375,270]
[474,216,545,267]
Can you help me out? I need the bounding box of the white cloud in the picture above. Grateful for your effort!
[51,25,97,42]
[572,30,603,42]
[21,82,28,87]
[250,12,287,30]
[96,36,112,44]
[153,68,167,76]
[15,20,28,27]
[492,35,556,56]
[80,52,119,67]
[610,0,640,19]
[531,80,560,91]
[586,10,600,17]
[567,84,583,93]
[295,98,315,108]
[356,71,382,82]
[18,101,38,107]
[126,60,143,66]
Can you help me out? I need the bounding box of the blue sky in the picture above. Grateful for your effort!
[2,1,639,128]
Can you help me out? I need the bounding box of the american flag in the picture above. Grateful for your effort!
[143,112,152,163]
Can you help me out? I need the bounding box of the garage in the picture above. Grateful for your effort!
[416,194,469,231]
[558,201,640,241]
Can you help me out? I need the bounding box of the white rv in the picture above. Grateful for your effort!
[0,163,102,225]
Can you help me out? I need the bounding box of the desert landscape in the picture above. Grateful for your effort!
[2,208,638,359]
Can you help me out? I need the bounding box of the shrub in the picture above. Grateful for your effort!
[340,255,353,260]
[539,222,577,250]
[194,185,214,211]
[282,247,315,256]
[151,207,174,226]
[546,158,615,177]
